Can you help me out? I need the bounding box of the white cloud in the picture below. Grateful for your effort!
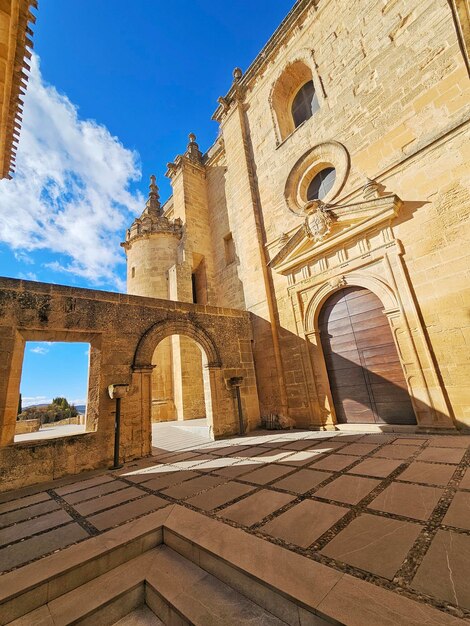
[0,54,144,288]
[21,395,50,407]
[18,271,38,281]
[30,345,49,354]
[14,251,35,264]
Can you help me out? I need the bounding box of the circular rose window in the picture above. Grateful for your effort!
[284,142,350,215]
[306,167,336,201]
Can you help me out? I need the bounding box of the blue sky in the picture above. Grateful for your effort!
[2,1,294,406]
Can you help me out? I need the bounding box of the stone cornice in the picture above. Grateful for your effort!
[212,0,316,123]
[0,0,37,179]
[269,194,402,274]
[121,215,183,250]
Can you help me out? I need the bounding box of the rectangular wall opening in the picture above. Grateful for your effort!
[15,341,93,443]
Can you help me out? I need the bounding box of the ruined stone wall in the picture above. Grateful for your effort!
[205,0,470,428]
[0,278,260,491]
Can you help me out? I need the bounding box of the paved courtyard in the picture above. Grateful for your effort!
[0,427,469,622]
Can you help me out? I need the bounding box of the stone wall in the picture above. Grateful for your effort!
[0,278,260,491]
[201,0,470,429]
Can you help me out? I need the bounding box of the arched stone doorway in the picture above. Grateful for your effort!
[133,319,222,439]
[318,286,416,425]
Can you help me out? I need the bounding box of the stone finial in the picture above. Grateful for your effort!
[187,132,203,162]
[233,67,243,82]
[362,177,380,200]
[144,174,161,215]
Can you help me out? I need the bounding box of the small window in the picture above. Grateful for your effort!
[131,267,136,278]
[291,81,319,128]
[224,233,236,265]
[307,167,336,201]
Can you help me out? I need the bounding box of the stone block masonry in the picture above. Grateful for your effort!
[0,278,260,492]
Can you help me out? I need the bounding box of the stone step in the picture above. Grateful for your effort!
[7,546,287,626]
[144,546,287,626]
[114,606,164,625]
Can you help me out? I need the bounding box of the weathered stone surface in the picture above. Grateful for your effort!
[0,279,259,491]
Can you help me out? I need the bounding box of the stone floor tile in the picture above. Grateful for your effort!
[0,509,72,548]
[252,450,294,463]
[309,454,359,472]
[185,481,255,511]
[459,468,470,490]
[360,434,396,444]
[237,446,270,458]
[61,480,127,505]
[416,447,466,464]
[218,490,295,527]
[168,457,219,471]
[0,499,60,528]
[72,486,144,516]
[281,450,323,467]
[398,461,456,486]
[87,495,169,531]
[412,530,470,610]
[194,457,242,471]
[212,460,263,479]
[140,470,200,492]
[273,468,332,494]
[0,523,88,573]
[120,464,179,483]
[161,475,226,500]
[347,457,403,478]
[239,464,293,485]
[427,436,470,449]
[331,435,365,442]
[314,475,381,505]
[372,444,421,460]
[392,438,428,446]
[317,572,460,626]
[321,513,421,580]
[308,442,348,453]
[368,482,444,521]
[281,439,318,451]
[54,474,114,496]
[337,443,380,456]
[260,499,348,548]
[0,492,50,516]
[209,445,252,457]
[442,491,470,530]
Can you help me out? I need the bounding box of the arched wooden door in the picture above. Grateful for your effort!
[319,286,416,425]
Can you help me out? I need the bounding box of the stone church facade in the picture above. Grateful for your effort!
[123,0,470,433]
[1,0,470,490]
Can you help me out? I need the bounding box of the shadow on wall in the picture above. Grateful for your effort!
[252,310,460,431]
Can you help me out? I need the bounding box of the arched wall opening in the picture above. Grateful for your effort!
[133,319,223,441]
[271,59,318,142]
[151,334,209,424]
[317,286,416,425]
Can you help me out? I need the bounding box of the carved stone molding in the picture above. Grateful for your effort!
[284,141,350,215]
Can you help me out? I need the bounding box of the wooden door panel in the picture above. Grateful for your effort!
[322,301,349,322]
[374,402,416,424]
[319,286,416,425]
[324,349,363,369]
[329,367,368,389]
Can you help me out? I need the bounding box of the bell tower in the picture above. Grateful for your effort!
[121,175,184,422]
[121,175,183,299]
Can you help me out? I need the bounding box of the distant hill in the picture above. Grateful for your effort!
[25,403,86,415]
